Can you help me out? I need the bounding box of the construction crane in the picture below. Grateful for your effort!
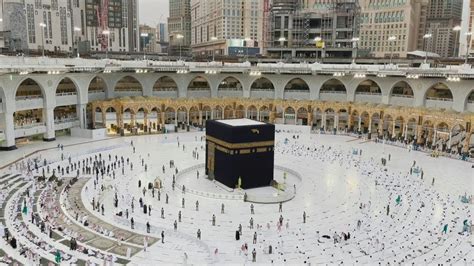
[96,0,109,51]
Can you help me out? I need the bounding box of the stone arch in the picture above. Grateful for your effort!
[464,89,474,111]
[224,105,234,119]
[177,106,187,125]
[235,104,245,118]
[425,82,453,101]
[189,106,200,125]
[247,105,258,120]
[250,77,275,90]
[390,81,414,97]
[154,76,178,91]
[319,78,347,94]
[283,106,296,124]
[355,79,382,95]
[56,77,78,95]
[213,105,223,119]
[284,78,309,91]
[188,76,211,91]
[259,106,270,122]
[15,78,45,100]
[297,107,308,125]
[201,105,212,122]
[88,76,107,101]
[115,76,143,95]
[218,76,243,91]
[164,107,176,124]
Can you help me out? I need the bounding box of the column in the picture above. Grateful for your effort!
[161,112,165,128]
[257,109,260,121]
[307,112,313,127]
[282,111,286,124]
[245,109,248,119]
[404,123,408,140]
[334,114,339,131]
[294,112,297,125]
[174,111,178,126]
[76,104,86,129]
[199,110,203,126]
[378,119,384,138]
[433,130,437,147]
[130,113,136,127]
[211,109,214,120]
[101,111,106,128]
[358,116,362,132]
[144,112,148,132]
[186,111,190,125]
[0,112,16,150]
[392,121,396,138]
[92,109,96,129]
[448,131,452,149]
[43,107,55,141]
[322,113,327,130]
[368,117,372,133]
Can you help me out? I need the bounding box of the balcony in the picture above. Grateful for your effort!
[250,89,275,99]
[114,89,143,98]
[55,92,78,106]
[389,95,414,107]
[188,89,211,98]
[319,91,347,102]
[14,122,46,138]
[354,92,382,103]
[153,89,178,98]
[88,90,106,101]
[54,118,80,130]
[217,88,243,98]
[284,90,310,100]
[15,96,44,111]
[425,98,453,109]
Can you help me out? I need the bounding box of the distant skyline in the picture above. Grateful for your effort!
[139,0,169,26]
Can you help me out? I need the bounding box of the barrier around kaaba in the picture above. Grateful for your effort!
[205,119,275,189]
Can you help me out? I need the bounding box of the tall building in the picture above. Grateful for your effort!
[422,0,463,57]
[157,23,169,54]
[85,0,139,53]
[190,0,263,57]
[0,0,138,54]
[470,0,474,56]
[358,0,428,59]
[168,0,191,56]
[267,0,359,59]
[139,24,158,53]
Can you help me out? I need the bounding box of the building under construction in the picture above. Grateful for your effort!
[266,0,359,59]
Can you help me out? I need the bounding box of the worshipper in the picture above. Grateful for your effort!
[197,229,201,240]
[161,231,165,243]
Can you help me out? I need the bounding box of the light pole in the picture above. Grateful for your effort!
[176,34,184,61]
[423,33,432,64]
[39,23,46,57]
[465,32,473,64]
[314,37,322,62]
[73,27,81,58]
[211,36,218,61]
[351,37,360,64]
[388,35,396,64]
[452,25,461,58]
[102,30,110,59]
[278,37,286,62]
[244,37,251,61]
[140,33,149,60]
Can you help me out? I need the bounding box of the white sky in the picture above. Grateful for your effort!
[139,0,169,26]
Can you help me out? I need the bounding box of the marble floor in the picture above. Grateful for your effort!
[0,130,472,265]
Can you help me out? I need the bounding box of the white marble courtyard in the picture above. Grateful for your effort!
[0,130,472,265]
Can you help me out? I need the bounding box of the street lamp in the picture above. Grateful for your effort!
[39,23,46,57]
[73,27,81,58]
[176,34,184,61]
[244,37,252,61]
[423,33,432,64]
[211,36,218,61]
[388,35,396,64]
[465,32,473,64]
[452,25,461,58]
[278,37,286,62]
[314,37,322,62]
[102,30,110,59]
[351,37,360,64]
[140,33,149,60]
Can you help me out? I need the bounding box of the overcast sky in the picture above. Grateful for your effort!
[139,0,169,26]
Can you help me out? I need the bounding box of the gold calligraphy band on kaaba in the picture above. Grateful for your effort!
[206,135,274,149]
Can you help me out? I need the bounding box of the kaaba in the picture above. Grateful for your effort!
[205,119,275,189]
